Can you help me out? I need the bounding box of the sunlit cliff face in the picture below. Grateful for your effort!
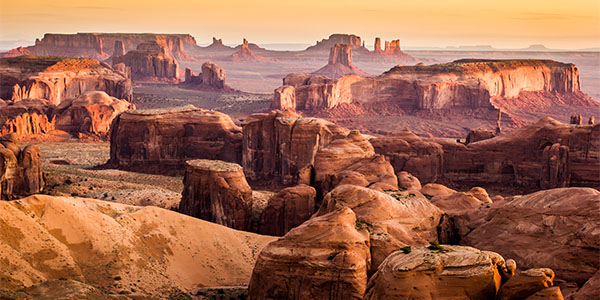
[0,0,599,49]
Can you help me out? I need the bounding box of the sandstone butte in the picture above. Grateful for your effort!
[0,33,197,62]
[229,39,273,62]
[311,43,369,79]
[106,106,242,174]
[0,194,275,296]
[271,59,598,127]
[112,40,180,83]
[371,117,600,191]
[0,56,132,104]
[180,61,237,92]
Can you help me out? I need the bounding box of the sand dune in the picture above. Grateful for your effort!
[0,195,276,296]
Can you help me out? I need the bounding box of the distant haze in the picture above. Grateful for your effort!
[0,0,599,50]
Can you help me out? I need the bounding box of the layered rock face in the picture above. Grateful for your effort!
[313,130,398,196]
[112,40,125,57]
[0,56,132,104]
[270,85,296,110]
[0,99,55,136]
[457,187,600,285]
[180,61,235,92]
[368,37,421,63]
[248,207,372,300]
[276,59,596,114]
[258,184,316,236]
[179,159,253,230]
[1,33,197,61]
[0,134,43,199]
[363,246,506,299]
[242,110,348,184]
[108,106,242,174]
[311,44,368,79]
[372,118,600,189]
[230,39,272,62]
[112,40,180,82]
[54,91,134,137]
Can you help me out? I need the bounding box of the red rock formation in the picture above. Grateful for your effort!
[497,268,557,300]
[1,33,197,61]
[112,40,180,83]
[372,118,600,190]
[313,130,398,196]
[570,271,599,300]
[0,134,44,199]
[270,85,295,111]
[305,33,365,52]
[316,185,443,269]
[112,40,125,57]
[465,128,496,144]
[0,99,55,136]
[0,56,132,104]
[363,246,508,299]
[206,37,232,51]
[279,59,597,121]
[179,159,253,230]
[180,62,236,92]
[107,106,242,175]
[248,207,371,299]
[258,184,316,236]
[242,110,348,184]
[457,187,600,285]
[230,39,273,62]
[54,91,134,138]
[311,44,368,79]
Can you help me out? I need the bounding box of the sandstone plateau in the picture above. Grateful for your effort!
[112,40,180,83]
[273,59,598,131]
[0,56,132,104]
[1,33,197,62]
[107,106,242,174]
[372,117,600,191]
[0,195,275,296]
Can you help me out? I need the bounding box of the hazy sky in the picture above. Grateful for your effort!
[1,0,599,49]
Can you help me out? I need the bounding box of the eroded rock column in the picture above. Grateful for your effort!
[179,159,252,230]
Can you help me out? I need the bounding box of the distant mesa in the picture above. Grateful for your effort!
[311,43,368,79]
[180,61,237,92]
[305,33,365,52]
[206,37,233,51]
[0,33,197,62]
[112,40,180,83]
[229,39,274,62]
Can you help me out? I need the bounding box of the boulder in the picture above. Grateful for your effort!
[248,207,371,300]
[179,159,252,230]
[466,128,496,144]
[397,171,421,190]
[570,270,600,300]
[258,184,316,236]
[428,187,492,214]
[525,287,564,300]
[315,185,443,269]
[363,245,506,300]
[107,106,242,174]
[420,183,457,198]
[497,268,556,300]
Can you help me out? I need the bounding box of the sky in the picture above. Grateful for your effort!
[0,0,599,49]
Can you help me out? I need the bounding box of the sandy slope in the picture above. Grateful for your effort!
[0,195,276,297]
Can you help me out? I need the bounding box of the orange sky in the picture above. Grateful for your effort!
[1,0,599,49]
